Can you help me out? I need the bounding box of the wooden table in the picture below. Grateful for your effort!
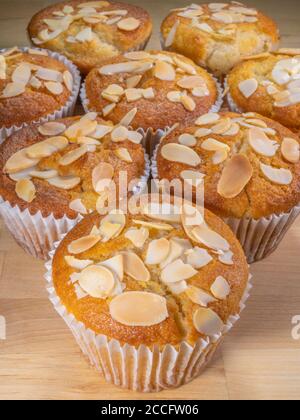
[1,0,300,401]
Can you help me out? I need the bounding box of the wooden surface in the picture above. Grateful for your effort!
[1,0,300,401]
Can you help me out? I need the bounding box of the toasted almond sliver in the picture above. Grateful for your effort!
[145,238,170,265]
[247,127,279,157]
[102,103,116,116]
[212,149,228,165]
[45,81,63,95]
[110,291,168,326]
[122,252,150,282]
[218,154,253,198]
[180,170,205,187]
[1,82,25,98]
[189,223,230,252]
[223,122,240,136]
[76,27,94,42]
[161,259,197,284]
[125,88,142,102]
[193,308,224,336]
[281,137,300,163]
[114,147,132,162]
[65,118,97,140]
[181,202,204,227]
[181,94,196,111]
[4,149,39,174]
[48,176,81,190]
[124,51,151,60]
[161,143,201,167]
[100,254,124,282]
[218,250,234,265]
[105,83,124,96]
[195,113,220,126]
[260,162,293,185]
[117,17,140,31]
[12,63,31,84]
[211,276,231,300]
[194,127,212,137]
[35,67,62,82]
[211,118,232,134]
[127,130,143,144]
[186,286,216,307]
[133,219,174,231]
[173,56,196,75]
[99,211,126,241]
[38,122,66,136]
[177,76,206,89]
[201,138,230,151]
[15,179,36,203]
[165,19,179,47]
[92,124,113,139]
[59,145,88,166]
[68,234,101,254]
[154,60,176,81]
[185,247,213,269]
[65,256,93,270]
[111,126,128,142]
[178,133,197,147]
[63,70,73,91]
[99,61,146,75]
[46,136,69,151]
[119,108,137,127]
[92,162,114,193]
[26,141,55,159]
[142,202,181,223]
[238,78,258,98]
[125,227,149,248]
[69,198,88,214]
[78,265,115,298]
[0,56,6,80]
[126,75,142,89]
[167,90,181,102]
[29,169,58,179]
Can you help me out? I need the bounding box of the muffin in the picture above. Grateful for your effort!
[153,112,300,263]
[46,193,250,391]
[81,50,223,154]
[28,0,153,74]
[161,2,279,76]
[226,49,300,129]
[0,46,80,143]
[0,113,149,259]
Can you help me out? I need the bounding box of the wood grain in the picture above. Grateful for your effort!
[1,0,300,400]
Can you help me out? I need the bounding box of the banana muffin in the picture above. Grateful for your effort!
[0,46,80,142]
[226,49,300,129]
[28,0,153,74]
[161,2,279,76]
[153,112,300,262]
[47,193,250,391]
[0,113,149,259]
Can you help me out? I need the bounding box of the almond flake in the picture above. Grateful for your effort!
[1,82,25,98]
[0,55,7,79]
[4,149,39,174]
[65,118,97,140]
[114,147,132,162]
[201,138,230,151]
[78,265,115,298]
[161,259,197,284]
[186,286,216,307]
[195,127,212,137]
[127,130,143,144]
[211,276,230,300]
[111,126,128,142]
[126,75,142,89]
[29,169,58,179]
[12,63,31,85]
[145,238,170,265]
[68,234,101,254]
[211,118,232,134]
[117,17,140,31]
[177,75,205,90]
[260,163,293,185]
[179,133,197,147]
[63,70,73,91]
[122,252,150,282]
[110,291,168,326]
[212,11,233,23]
[281,137,300,163]
[193,22,213,33]
[160,238,191,269]
[142,202,181,223]
[59,145,88,166]
[30,76,42,89]
[48,176,81,190]
[99,211,126,241]
[77,136,100,146]
[69,198,88,214]
[65,256,93,270]
[238,78,258,98]
[133,219,174,231]
[102,103,116,117]
[76,27,94,42]
[185,247,213,269]
[45,81,63,95]
[15,179,36,203]
[38,122,66,136]
[124,52,151,60]
[100,255,124,282]
[167,90,182,102]
[193,307,224,336]
[218,250,234,265]
[161,143,201,166]
[173,56,196,75]
[276,48,300,56]
[218,154,253,198]
[165,20,179,47]
[26,136,68,159]
[154,60,176,81]
[247,127,279,157]
[212,149,228,165]
[125,88,142,102]
[195,113,220,126]
[224,122,240,136]
[78,1,110,8]
[36,68,63,82]
[102,91,120,102]
[181,94,196,111]
[119,108,137,126]
[125,227,149,248]
[189,223,230,252]
[180,170,205,187]
[92,124,113,139]
[92,162,114,193]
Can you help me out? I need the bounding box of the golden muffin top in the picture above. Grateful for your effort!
[51,194,249,347]
[84,50,221,131]
[161,2,279,75]
[0,114,147,219]
[0,47,76,128]
[227,49,300,128]
[28,0,153,74]
[155,112,300,219]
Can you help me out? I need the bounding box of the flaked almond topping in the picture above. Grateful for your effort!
[181,94,196,111]
[1,82,25,98]
[195,127,212,137]
[125,88,142,102]
[12,63,31,85]
[168,281,188,295]
[77,136,100,146]
[111,126,128,142]
[212,149,228,165]
[104,83,124,96]
[160,238,191,269]
[68,234,101,255]
[38,122,66,136]
[177,76,206,89]
[119,107,137,127]
[218,154,253,198]
[193,307,224,337]
[181,202,204,227]
[124,51,151,60]
[161,143,201,167]
[260,162,293,185]
[92,162,114,193]
[193,22,213,33]
[211,11,233,23]
[238,78,258,98]
[29,169,58,179]
[133,219,174,231]
[102,103,116,116]
[211,118,232,134]
[99,61,145,75]
[245,118,268,128]
[154,60,176,81]
[165,20,179,47]
[142,202,181,223]
[75,27,94,42]
[167,90,182,102]
[77,1,110,8]
[46,136,69,150]
[15,179,36,203]
[65,256,93,270]
[190,223,230,252]
[92,124,113,139]
[63,70,73,91]
[127,130,143,144]
[179,133,197,147]
[45,81,63,95]
[99,211,126,241]
[109,291,168,326]
[69,198,88,214]
[125,227,149,248]
[211,276,231,300]
[78,265,115,298]
[100,255,124,282]
[8,168,33,181]
[114,147,132,162]
[180,170,205,187]
[122,252,150,282]
[0,55,6,80]
[201,138,230,151]
[247,127,279,157]
[30,76,42,89]
[65,118,97,140]
[281,137,300,163]
[161,259,197,284]
[186,286,216,307]
[173,56,196,75]
[126,75,142,89]
[48,175,81,190]
[117,17,140,31]
[196,113,220,126]
[4,149,39,174]
[218,250,234,265]
[145,238,170,265]
[26,142,56,159]
[277,48,300,56]
[185,247,213,269]
[59,145,88,166]
[224,122,240,136]
[35,68,62,82]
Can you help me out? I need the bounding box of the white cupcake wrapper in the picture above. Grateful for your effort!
[152,144,300,263]
[0,150,150,260]
[45,235,252,392]
[0,46,81,144]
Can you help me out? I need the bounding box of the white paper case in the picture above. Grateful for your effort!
[0,46,81,144]
[45,236,252,392]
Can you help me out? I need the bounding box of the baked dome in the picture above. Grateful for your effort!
[161,2,279,76]
[155,112,300,219]
[227,49,300,128]
[83,50,221,131]
[28,0,153,74]
[52,194,249,347]
[0,47,75,128]
[0,114,147,219]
